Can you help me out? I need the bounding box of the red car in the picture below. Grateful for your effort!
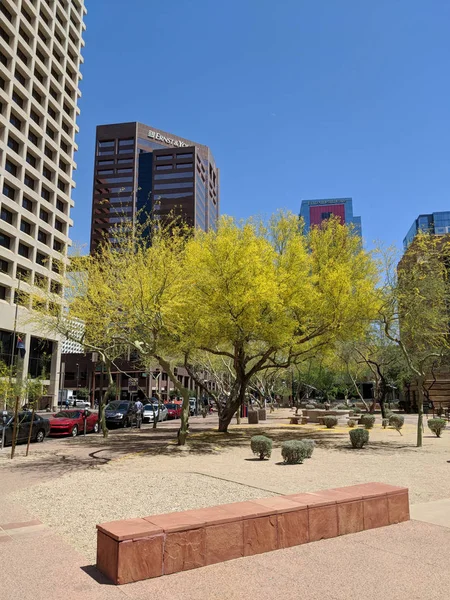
[49,409,99,437]
[165,403,182,419]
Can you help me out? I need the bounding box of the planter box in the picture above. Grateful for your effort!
[248,411,259,425]
[258,409,267,421]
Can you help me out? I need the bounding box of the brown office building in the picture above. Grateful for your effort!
[90,122,219,251]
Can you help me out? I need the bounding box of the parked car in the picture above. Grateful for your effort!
[49,409,99,437]
[165,403,182,419]
[189,398,197,416]
[142,403,168,423]
[0,411,50,445]
[72,398,91,408]
[105,401,138,428]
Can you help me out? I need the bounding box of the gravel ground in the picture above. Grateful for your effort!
[7,411,450,563]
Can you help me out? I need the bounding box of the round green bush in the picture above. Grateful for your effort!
[347,419,357,428]
[389,414,405,431]
[382,418,389,429]
[250,435,272,460]
[428,418,447,438]
[361,414,376,429]
[302,439,315,458]
[281,440,308,464]
[335,403,348,410]
[349,428,369,449]
[305,404,316,409]
[323,416,338,428]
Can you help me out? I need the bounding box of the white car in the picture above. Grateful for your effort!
[73,399,90,408]
[142,404,168,423]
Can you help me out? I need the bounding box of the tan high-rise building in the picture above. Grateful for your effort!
[0,0,86,407]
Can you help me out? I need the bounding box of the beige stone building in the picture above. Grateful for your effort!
[0,0,86,406]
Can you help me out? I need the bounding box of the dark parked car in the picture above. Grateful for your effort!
[0,411,50,446]
[105,401,138,428]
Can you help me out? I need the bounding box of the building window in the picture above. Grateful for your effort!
[321,212,332,220]
[12,90,24,107]
[48,106,57,120]
[18,243,30,258]
[177,153,193,159]
[55,219,64,233]
[39,209,49,223]
[38,229,47,244]
[0,207,13,225]
[0,258,10,274]
[28,131,39,146]
[36,252,48,267]
[24,174,35,190]
[16,48,28,65]
[53,239,63,252]
[156,155,173,161]
[7,137,20,153]
[59,159,69,173]
[20,220,32,235]
[61,141,69,154]
[3,184,16,200]
[50,281,62,295]
[34,274,47,290]
[16,266,31,281]
[32,88,43,104]
[41,187,51,202]
[26,153,37,168]
[30,110,40,125]
[177,163,193,169]
[43,167,53,181]
[0,233,11,249]
[57,180,67,193]
[15,290,29,307]
[46,126,56,140]
[22,197,33,212]
[0,286,7,301]
[10,113,22,130]
[5,160,18,177]
[44,146,53,160]
[56,199,66,213]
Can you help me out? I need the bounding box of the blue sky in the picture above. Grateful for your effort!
[72,0,450,251]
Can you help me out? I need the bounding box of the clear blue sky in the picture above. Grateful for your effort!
[72,0,450,251]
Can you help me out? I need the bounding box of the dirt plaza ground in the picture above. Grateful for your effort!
[2,408,450,562]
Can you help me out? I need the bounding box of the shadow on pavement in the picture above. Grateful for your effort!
[80,565,114,585]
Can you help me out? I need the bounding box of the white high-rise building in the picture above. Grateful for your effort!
[0,0,86,406]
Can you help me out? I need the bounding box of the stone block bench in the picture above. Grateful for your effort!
[96,482,409,585]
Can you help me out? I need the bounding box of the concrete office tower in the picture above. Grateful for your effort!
[403,212,450,250]
[90,122,220,252]
[0,0,86,406]
[300,198,362,236]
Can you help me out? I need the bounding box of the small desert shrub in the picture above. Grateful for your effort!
[305,404,316,409]
[281,440,308,464]
[428,418,447,438]
[382,418,389,429]
[323,416,338,428]
[250,435,272,460]
[361,414,376,429]
[335,403,348,410]
[389,414,405,434]
[347,419,357,428]
[349,428,369,449]
[302,439,315,458]
[384,409,393,419]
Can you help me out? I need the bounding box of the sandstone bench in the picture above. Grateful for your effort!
[96,482,409,585]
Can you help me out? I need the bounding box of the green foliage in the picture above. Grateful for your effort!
[335,404,348,409]
[348,419,357,428]
[428,418,447,438]
[281,440,308,464]
[323,416,338,428]
[361,414,376,429]
[302,439,315,458]
[349,428,369,448]
[382,418,389,429]
[250,435,273,460]
[305,404,316,409]
[389,414,405,431]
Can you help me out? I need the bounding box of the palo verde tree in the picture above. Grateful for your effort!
[380,233,450,447]
[183,213,380,432]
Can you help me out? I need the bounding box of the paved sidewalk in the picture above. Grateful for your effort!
[411,498,450,528]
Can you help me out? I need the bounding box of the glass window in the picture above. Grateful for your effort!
[36,252,48,267]
[28,131,39,146]
[40,209,49,223]
[176,163,193,169]
[41,187,51,202]
[118,158,132,164]
[26,153,37,168]
[98,160,114,166]
[24,175,35,190]
[154,172,193,181]
[23,197,33,212]
[0,232,11,249]
[0,258,10,273]
[1,207,13,224]
[119,139,134,146]
[97,169,114,175]
[156,165,172,171]
[98,140,115,148]
[156,155,173,161]
[53,239,63,252]
[152,192,193,199]
[56,199,66,212]
[18,243,30,258]
[16,266,30,281]
[3,184,16,200]
[117,168,133,174]
[20,220,32,235]
[154,182,194,190]
[5,160,17,177]
[8,137,19,153]
[0,286,7,301]
[177,153,193,159]
[10,114,22,130]
[38,229,47,243]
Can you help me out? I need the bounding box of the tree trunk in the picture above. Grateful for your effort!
[10,395,20,460]
[25,406,36,457]
[155,356,190,446]
[417,379,424,448]
[218,399,240,432]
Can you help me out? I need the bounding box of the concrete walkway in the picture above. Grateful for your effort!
[411,498,450,528]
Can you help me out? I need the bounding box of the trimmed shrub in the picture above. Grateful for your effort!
[250,435,272,460]
[349,428,369,449]
[281,440,308,464]
[335,403,348,410]
[389,414,405,434]
[384,409,394,419]
[428,418,447,438]
[305,404,316,409]
[347,419,357,428]
[302,439,315,458]
[361,414,376,429]
[323,416,338,429]
[382,418,389,429]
